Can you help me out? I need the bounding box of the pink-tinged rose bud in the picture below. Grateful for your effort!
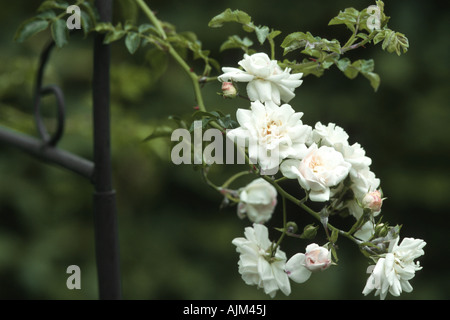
[304,244,332,271]
[362,190,383,212]
[221,82,237,98]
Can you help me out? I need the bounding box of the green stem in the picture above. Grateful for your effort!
[136,0,209,115]
[268,37,276,60]
[261,176,362,246]
[221,170,251,189]
[136,0,167,40]
[272,196,287,255]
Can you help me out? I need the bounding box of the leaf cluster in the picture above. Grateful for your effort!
[14,0,97,48]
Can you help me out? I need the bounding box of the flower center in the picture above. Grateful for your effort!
[308,155,323,173]
[262,119,283,139]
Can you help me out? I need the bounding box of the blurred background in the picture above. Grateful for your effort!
[0,0,448,299]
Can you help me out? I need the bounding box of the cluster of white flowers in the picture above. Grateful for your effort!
[220,52,425,299]
[363,237,426,300]
[232,223,331,298]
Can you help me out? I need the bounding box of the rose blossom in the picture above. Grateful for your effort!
[218,52,303,104]
[280,143,351,202]
[312,122,349,149]
[232,224,291,298]
[285,244,332,283]
[363,237,426,300]
[227,100,312,174]
[237,178,277,223]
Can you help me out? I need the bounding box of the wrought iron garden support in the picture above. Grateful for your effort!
[0,0,121,299]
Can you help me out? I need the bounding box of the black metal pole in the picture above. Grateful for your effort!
[93,0,122,299]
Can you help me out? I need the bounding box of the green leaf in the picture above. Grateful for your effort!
[331,246,339,262]
[81,1,97,18]
[330,228,339,243]
[138,23,157,34]
[363,72,380,91]
[336,58,379,91]
[36,10,57,20]
[14,18,49,42]
[219,35,253,52]
[125,31,141,54]
[95,22,115,32]
[104,29,126,44]
[208,9,252,28]
[328,7,360,32]
[267,30,282,41]
[51,19,69,48]
[279,58,326,77]
[38,0,69,12]
[80,10,92,36]
[280,32,313,55]
[254,25,269,44]
[217,114,238,129]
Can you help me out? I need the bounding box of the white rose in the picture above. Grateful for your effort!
[339,142,372,173]
[312,122,349,150]
[232,224,291,298]
[340,165,380,220]
[285,244,332,284]
[218,52,303,104]
[227,100,312,174]
[363,237,426,300]
[237,178,277,223]
[350,167,380,200]
[280,143,351,202]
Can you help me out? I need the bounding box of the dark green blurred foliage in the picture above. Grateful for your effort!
[0,0,449,299]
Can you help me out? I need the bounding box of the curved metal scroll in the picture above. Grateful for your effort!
[33,41,66,146]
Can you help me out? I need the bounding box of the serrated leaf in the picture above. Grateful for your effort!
[51,18,69,48]
[281,32,318,55]
[208,9,252,28]
[220,35,253,52]
[328,7,360,32]
[14,18,49,42]
[254,25,270,44]
[125,31,140,54]
[336,58,379,90]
